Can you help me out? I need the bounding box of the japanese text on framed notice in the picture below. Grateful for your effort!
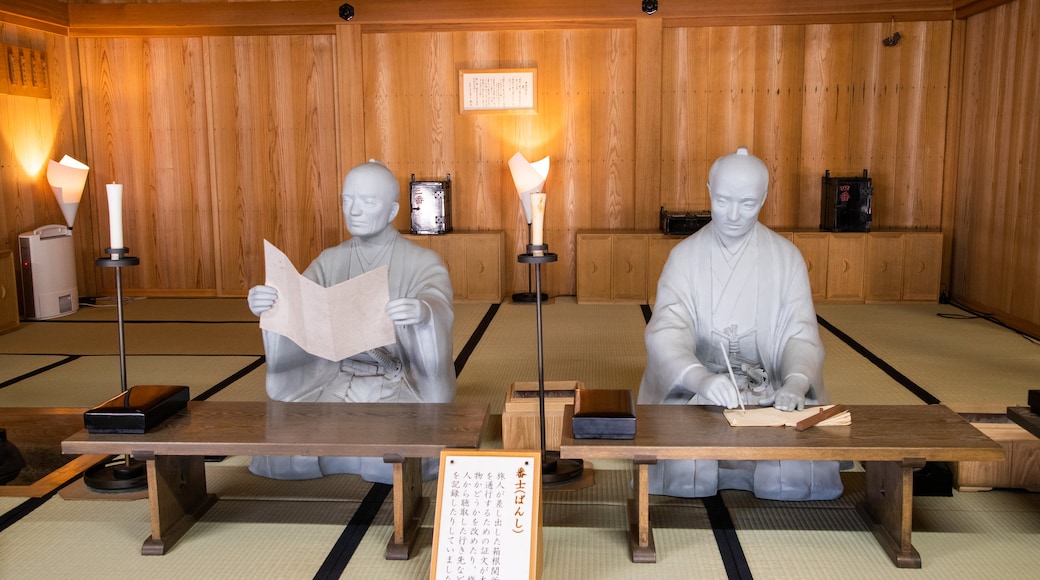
[430,450,542,580]
[459,68,537,113]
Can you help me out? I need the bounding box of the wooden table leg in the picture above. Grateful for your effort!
[627,459,657,563]
[141,455,218,555]
[385,456,428,560]
[856,458,925,568]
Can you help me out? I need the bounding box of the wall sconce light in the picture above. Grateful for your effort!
[642,0,658,15]
[46,155,90,228]
[338,3,355,21]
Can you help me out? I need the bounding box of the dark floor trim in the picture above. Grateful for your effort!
[454,303,500,377]
[641,304,653,324]
[703,494,754,580]
[312,482,392,580]
[193,356,267,401]
[0,469,90,534]
[0,355,80,389]
[816,316,941,405]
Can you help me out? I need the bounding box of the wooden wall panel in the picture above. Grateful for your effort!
[953,0,1040,332]
[0,24,92,294]
[0,8,984,310]
[79,36,215,294]
[206,34,340,293]
[362,27,636,298]
[660,21,949,232]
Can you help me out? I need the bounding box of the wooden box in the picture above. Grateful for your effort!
[502,381,583,451]
[951,407,1040,492]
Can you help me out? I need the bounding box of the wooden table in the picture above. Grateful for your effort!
[559,404,1004,568]
[62,401,489,558]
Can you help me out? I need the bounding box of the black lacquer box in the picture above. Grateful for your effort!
[572,388,636,439]
[84,385,189,434]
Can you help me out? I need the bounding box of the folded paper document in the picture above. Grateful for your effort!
[724,405,851,428]
[259,240,396,361]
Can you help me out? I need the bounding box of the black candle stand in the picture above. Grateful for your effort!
[84,247,147,492]
[518,244,583,485]
[512,224,548,303]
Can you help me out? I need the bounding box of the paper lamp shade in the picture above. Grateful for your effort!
[47,155,89,228]
[508,152,550,224]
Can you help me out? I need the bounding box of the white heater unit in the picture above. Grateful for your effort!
[18,225,79,320]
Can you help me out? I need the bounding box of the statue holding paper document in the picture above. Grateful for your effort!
[246,160,456,484]
[639,147,842,501]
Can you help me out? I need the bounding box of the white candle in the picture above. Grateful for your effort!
[106,183,124,254]
[530,193,547,251]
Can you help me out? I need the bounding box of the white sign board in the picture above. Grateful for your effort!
[430,450,542,580]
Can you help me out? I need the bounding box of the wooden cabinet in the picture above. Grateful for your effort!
[0,250,18,334]
[577,230,943,305]
[792,233,829,301]
[902,232,943,301]
[611,234,648,302]
[865,232,943,302]
[866,232,906,301]
[576,234,612,303]
[825,234,866,302]
[648,235,683,304]
[576,233,648,303]
[403,231,503,302]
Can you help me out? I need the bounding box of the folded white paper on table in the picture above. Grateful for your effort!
[259,240,396,361]
[724,405,852,427]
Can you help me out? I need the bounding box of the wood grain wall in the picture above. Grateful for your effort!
[0,23,96,296]
[952,0,1040,335]
[2,0,1038,336]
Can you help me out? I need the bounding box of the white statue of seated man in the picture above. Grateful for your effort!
[638,147,842,501]
[246,159,456,484]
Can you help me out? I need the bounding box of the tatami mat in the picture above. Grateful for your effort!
[2,298,1039,579]
[65,297,257,322]
[0,355,261,407]
[815,303,1039,408]
[455,298,647,414]
[0,354,67,383]
[0,321,263,355]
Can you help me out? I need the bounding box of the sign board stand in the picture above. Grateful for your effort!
[430,450,543,580]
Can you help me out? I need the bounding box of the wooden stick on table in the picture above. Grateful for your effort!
[794,404,847,431]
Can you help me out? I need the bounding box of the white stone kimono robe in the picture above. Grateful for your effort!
[638,223,842,500]
[249,231,456,484]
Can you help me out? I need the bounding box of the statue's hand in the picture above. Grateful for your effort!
[247,285,278,317]
[691,373,742,409]
[762,376,809,411]
[386,298,430,326]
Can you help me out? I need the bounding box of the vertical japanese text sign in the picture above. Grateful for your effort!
[431,450,543,580]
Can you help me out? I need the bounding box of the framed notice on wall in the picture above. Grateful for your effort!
[459,68,537,114]
[430,449,543,580]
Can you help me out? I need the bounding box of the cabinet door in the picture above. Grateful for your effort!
[865,233,904,302]
[902,232,942,301]
[0,251,18,334]
[648,235,683,305]
[826,234,866,302]
[611,234,648,303]
[576,234,612,303]
[428,235,468,299]
[465,233,502,302]
[792,233,829,301]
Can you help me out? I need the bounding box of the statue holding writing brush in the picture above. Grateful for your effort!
[246,160,456,484]
[639,147,842,500]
